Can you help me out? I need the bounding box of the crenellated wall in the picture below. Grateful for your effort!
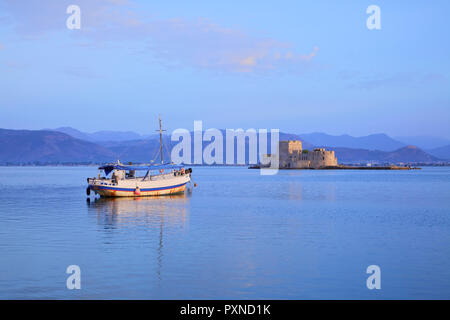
[276,141,338,169]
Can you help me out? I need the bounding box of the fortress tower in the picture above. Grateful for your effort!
[276,140,338,169]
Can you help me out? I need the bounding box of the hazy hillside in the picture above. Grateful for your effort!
[395,135,450,150]
[384,146,441,163]
[298,132,405,151]
[105,137,174,163]
[330,145,441,164]
[105,131,300,163]
[0,128,444,165]
[51,127,147,142]
[427,145,450,160]
[0,129,115,163]
[53,127,316,148]
[48,127,91,141]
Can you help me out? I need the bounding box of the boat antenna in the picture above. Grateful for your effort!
[156,115,166,164]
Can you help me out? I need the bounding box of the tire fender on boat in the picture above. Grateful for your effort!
[86,187,91,196]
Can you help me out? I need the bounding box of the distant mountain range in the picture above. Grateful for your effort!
[393,135,450,160]
[0,127,449,164]
[394,135,450,150]
[296,132,450,160]
[329,146,440,164]
[0,129,115,163]
[298,132,406,152]
[426,145,450,160]
[48,127,156,142]
[50,127,450,157]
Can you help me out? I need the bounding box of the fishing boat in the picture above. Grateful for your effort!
[86,117,193,198]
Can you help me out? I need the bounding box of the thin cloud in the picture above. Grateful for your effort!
[2,0,320,74]
[348,72,448,90]
[137,19,320,74]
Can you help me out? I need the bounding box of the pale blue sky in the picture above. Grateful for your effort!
[0,0,449,137]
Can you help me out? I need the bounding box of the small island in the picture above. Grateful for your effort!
[251,140,420,170]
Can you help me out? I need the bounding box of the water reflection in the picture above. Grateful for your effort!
[86,194,190,281]
[87,194,189,228]
[286,182,303,200]
[284,181,336,201]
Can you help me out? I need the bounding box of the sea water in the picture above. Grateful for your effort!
[0,166,449,299]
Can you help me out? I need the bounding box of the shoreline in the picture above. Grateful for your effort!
[1,163,449,168]
[249,165,422,170]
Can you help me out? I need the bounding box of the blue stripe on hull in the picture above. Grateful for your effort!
[92,182,187,192]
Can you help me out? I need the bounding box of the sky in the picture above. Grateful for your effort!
[0,0,449,138]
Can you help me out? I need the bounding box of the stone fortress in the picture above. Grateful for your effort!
[265,140,339,169]
[258,140,415,170]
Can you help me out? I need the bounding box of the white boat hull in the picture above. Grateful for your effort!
[88,173,191,198]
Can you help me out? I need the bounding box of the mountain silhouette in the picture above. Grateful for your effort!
[0,128,445,164]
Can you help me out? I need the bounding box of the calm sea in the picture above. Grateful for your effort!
[0,166,449,299]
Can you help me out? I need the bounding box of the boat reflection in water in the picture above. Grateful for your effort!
[86,194,190,281]
[86,193,189,228]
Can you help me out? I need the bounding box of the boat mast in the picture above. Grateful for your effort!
[157,115,166,164]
